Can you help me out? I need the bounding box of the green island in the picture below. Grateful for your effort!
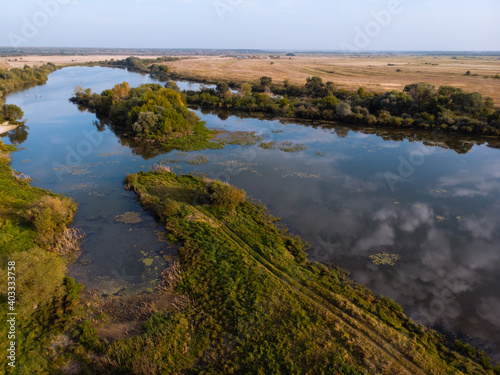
[0,139,82,373]
[70,82,229,152]
[67,169,496,374]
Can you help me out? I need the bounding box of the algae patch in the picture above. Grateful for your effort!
[115,212,143,224]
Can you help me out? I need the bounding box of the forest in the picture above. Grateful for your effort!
[185,76,500,137]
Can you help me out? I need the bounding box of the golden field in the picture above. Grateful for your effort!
[2,53,500,105]
[165,54,500,105]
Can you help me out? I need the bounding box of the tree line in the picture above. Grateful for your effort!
[185,76,500,137]
[0,63,57,100]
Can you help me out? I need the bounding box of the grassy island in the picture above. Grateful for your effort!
[70,82,228,152]
[72,169,499,374]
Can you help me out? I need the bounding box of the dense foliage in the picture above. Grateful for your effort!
[0,140,82,374]
[0,103,24,124]
[70,82,224,151]
[74,170,499,374]
[186,76,500,137]
[0,63,57,100]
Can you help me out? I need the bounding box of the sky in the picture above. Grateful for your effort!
[1,0,499,51]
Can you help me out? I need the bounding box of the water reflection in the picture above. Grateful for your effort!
[5,124,29,145]
[2,66,500,360]
[199,108,500,154]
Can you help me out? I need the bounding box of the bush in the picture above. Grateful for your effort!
[23,196,76,248]
[1,104,24,123]
[203,180,246,208]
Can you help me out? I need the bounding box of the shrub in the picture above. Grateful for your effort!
[23,196,75,249]
[1,104,24,123]
[203,180,246,208]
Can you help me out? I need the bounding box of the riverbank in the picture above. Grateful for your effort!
[0,139,82,373]
[0,121,18,135]
[73,169,498,374]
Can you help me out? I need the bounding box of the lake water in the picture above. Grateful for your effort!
[3,66,500,360]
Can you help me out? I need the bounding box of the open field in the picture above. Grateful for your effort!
[164,55,500,105]
[0,54,160,69]
[3,53,500,105]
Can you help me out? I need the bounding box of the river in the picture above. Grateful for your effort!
[2,66,500,360]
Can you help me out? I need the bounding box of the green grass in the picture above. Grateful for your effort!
[0,140,82,374]
[73,170,498,374]
[161,122,223,152]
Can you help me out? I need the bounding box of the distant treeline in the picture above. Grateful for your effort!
[186,76,500,137]
[0,63,57,100]
[83,56,224,86]
[81,56,180,78]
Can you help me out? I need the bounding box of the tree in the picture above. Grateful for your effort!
[326,81,336,95]
[216,81,232,99]
[260,76,273,89]
[132,111,159,135]
[1,104,24,122]
[461,92,485,117]
[239,82,252,97]
[112,82,131,102]
[403,82,436,108]
[305,76,326,97]
[319,95,338,110]
[336,103,352,117]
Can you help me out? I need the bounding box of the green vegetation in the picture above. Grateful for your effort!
[0,104,24,124]
[79,56,180,81]
[186,76,500,137]
[0,63,57,101]
[185,155,210,165]
[81,56,240,89]
[70,82,222,151]
[72,170,498,374]
[260,141,307,152]
[0,140,82,374]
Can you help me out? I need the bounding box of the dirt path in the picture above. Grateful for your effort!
[193,204,431,374]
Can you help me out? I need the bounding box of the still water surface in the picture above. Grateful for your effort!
[3,66,500,359]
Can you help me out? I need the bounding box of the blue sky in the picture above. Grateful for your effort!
[1,0,499,51]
